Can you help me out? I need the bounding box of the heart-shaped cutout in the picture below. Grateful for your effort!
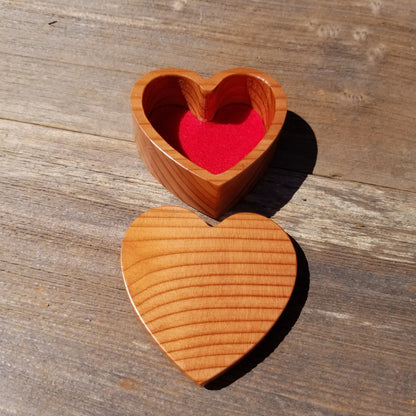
[121,206,297,385]
[148,103,265,174]
[131,68,287,218]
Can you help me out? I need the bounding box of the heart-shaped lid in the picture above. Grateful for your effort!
[121,206,297,385]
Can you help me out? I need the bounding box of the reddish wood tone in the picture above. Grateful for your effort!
[121,206,297,385]
[130,69,287,218]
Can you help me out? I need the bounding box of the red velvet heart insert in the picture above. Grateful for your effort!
[149,104,265,174]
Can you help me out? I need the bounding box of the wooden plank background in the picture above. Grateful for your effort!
[1,1,415,415]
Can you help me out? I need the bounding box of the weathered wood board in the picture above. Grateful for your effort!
[0,0,415,415]
[1,119,414,415]
[0,0,415,191]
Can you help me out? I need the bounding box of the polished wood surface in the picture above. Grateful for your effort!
[121,206,297,385]
[1,1,415,415]
[131,68,287,218]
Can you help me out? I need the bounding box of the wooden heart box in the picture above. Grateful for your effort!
[130,68,287,218]
[125,70,294,385]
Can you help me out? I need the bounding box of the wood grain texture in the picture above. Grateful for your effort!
[1,0,415,191]
[1,0,416,415]
[0,119,415,415]
[121,206,296,385]
[131,68,287,218]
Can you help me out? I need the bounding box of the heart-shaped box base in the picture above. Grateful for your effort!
[130,69,287,218]
[121,206,297,385]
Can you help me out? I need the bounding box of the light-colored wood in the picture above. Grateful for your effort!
[131,68,287,218]
[1,0,416,415]
[1,1,415,192]
[1,119,415,415]
[121,206,297,385]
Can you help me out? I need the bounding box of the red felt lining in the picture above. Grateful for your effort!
[149,104,265,174]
